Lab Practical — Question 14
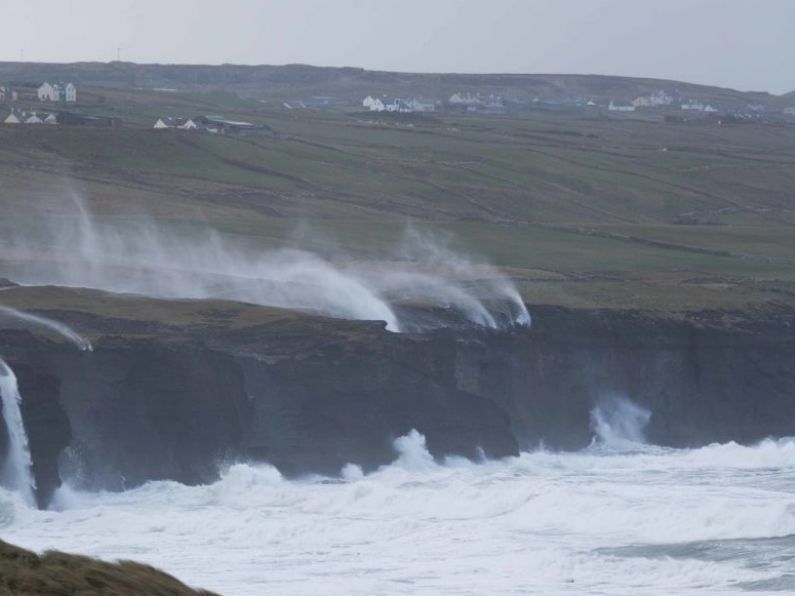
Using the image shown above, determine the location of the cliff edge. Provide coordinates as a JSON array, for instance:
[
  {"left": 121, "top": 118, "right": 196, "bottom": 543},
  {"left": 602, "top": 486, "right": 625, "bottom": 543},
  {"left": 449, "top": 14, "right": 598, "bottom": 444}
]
[{"left": 0, "top": 285, "right": 793, "bottom": 508}]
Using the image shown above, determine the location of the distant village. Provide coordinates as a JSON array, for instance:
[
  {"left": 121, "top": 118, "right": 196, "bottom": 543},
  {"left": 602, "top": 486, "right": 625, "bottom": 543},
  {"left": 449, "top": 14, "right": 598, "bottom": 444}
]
[
  {"left": 1, "top": 79, "right": 794, "bottom": 131},
  {"left": 1, "top": 81, "right": 79, "bottom": 125},
  {"left": 0, "top": 81, "right": 266, "bottom": 133},
  {"left": 150, "top": 115, "right": 265, "bottom": 134},
  {"left": 356, "top": 89, "right": 794, "bottom": 121}
]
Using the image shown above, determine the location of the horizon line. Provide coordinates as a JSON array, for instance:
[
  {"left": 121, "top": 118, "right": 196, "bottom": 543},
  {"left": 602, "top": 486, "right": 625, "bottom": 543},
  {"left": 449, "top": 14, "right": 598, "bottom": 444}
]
[{"left": 0, "top": 59, "right": 787, "bottom": 97}]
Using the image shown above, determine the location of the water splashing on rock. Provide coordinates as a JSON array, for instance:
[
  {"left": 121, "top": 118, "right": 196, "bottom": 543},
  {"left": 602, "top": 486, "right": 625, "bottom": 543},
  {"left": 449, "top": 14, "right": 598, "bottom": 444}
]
[
  {"left": 0, "top": 358, "right": 36, "bottom": 506},
  {"left": 590, "top": 394, "right": 651, "bottom": 451}
]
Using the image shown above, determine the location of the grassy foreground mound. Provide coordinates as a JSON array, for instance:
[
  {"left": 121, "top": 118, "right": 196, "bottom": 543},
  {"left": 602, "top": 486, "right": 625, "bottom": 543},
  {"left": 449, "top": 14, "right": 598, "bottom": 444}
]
[{"left": 0, "top": 540, "right": 218, "bottom": 596}]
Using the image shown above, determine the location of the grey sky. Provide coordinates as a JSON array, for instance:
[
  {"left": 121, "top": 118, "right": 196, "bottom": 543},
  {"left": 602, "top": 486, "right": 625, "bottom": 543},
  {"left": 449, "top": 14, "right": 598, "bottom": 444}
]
[{"left": 3, "top": 0, "right": 794, "bottom": 94}]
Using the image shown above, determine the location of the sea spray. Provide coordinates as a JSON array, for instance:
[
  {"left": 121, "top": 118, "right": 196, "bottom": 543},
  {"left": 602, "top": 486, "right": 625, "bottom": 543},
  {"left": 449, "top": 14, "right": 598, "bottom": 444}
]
[
  {"left": 386, "top": 226, "right": 531, "bottom": 328},
  {"left": 5, "top": 196, "right": 530, "bottom": 331},
  {"left": 0, "top": 306, "right": 92, "bottom": 351},
  {"left": 392, "top": 429, "right": 437, "bottom": 470},
  {"left": 10, "top": 434, "right": 795, "bottom": 596},
  {"left": 0, "top": 359, "right": 36, "bottom": 506},
  {"left": 590, "top": 394, "right": 651, "bottom": 450}
]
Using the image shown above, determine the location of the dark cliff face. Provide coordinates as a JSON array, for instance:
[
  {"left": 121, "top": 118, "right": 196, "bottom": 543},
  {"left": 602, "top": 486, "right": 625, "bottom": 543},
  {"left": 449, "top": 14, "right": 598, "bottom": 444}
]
[
  {"left": 0, "top": 316, "right": 519, "bottom": 507},
  {"left": 451, "top": 307, "right": 795, "bottom": 450},
  {"left": 1, "top": 300, "right": 794, "bottom": 508}
]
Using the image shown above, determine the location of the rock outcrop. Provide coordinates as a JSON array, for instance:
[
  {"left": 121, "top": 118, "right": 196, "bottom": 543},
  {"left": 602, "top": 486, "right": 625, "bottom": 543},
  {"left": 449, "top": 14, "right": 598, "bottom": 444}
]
[{"left": 0, "top": 539, "right": 218, "bottom": 596}]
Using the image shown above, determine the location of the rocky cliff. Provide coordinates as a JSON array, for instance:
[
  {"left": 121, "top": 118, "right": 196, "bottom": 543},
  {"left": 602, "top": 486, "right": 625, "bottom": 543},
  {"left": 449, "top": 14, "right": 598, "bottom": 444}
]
[{"left": 0, "top": 287, "right": 793, "bottom": 508}]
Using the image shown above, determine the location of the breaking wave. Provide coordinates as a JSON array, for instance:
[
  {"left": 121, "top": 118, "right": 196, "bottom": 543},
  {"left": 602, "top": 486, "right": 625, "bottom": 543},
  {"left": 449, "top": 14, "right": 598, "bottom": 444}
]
[{"left": 2, "top": 432, "right": 795, "bottom": 595}]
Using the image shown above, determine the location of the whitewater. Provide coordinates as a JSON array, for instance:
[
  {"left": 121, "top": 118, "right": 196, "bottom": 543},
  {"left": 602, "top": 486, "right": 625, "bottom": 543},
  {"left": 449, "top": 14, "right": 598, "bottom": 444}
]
[{"left": 0, "top": 431, "right": 794, "bottom": 596}]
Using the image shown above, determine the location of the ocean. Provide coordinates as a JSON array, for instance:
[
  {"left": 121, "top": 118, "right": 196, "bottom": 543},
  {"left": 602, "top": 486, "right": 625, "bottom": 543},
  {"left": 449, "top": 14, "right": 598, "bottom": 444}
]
[{"left": 1, "top": 430, "right": 794, "bottom": 595}]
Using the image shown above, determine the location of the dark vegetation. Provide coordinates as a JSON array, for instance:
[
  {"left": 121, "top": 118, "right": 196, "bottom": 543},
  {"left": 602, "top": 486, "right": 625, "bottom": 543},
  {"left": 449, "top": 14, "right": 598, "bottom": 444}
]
[{"left": 0, "top": 540, "right": 218, "bottom": 596}]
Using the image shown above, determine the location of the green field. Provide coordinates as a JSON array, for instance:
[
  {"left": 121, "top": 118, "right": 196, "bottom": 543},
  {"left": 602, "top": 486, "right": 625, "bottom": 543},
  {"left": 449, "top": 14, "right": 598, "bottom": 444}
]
[{"left": 1, "top": 86, "right": 794, "bottom": 312}]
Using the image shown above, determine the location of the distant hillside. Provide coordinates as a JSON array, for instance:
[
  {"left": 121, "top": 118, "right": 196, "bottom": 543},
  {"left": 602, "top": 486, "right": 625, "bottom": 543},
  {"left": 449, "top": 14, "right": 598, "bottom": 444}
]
[
  {"left": 0, "top": 61, "right": 779, "bottom": 107},
  {"left": 0, "top": 69, "right": 793, "bottom": 313}
]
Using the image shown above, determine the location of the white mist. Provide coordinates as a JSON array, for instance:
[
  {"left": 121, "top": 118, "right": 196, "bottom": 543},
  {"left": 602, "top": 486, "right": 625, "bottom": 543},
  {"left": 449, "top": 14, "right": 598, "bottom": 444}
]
[{"left": 5, "top": 196, "right": 531, "bottom": 332}]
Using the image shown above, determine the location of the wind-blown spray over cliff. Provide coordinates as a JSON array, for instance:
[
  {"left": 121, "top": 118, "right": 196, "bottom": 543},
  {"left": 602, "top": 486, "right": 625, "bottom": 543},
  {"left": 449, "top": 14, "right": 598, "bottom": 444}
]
[
  {"left": 0, "top": 307, "right": 92, "bottom": 352},
  {"left": 0, "top": 359, "right": 35, "bottom": 506},
  {"left": 3, "top": 195, "right": 529, "bottom": 332},
  {"left": 590, "top": 395, "right": 652, "bottom": 452}
]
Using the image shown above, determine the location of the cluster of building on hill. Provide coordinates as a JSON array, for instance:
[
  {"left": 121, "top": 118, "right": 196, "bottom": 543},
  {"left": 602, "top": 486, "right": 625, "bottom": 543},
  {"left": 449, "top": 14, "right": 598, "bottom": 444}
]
[
  {"left": 361, "top": 92, "right": 512, "bottom": 114},
  {"left": 3, "top": 110, "right": 58, "bottom": 124},
  {"left": 353, "top": 88, "right": 794, "bottom": 121},
  {"left": 152, "top": 114, "right": 264, "bottom": 135},
  {"left": 360, "top": 90, "right": 726, "bottom": 116},
  {"left": 607, "top": 91, "right": 718, "bottom": 113},
  {"left": 3, "top": 109, "right": 117, "bottom": 127},
  {"left": 362, "top": 96, "right": 439, "bottom": 113},
  {"left": 37, "top": 82, "right": 77, "bottom": 103},
  {"left": 448, "top": 92, "right": 509, "bottom": 112},
  {"left": 0, "top": 82, "right": 78, "bottom": 104}
]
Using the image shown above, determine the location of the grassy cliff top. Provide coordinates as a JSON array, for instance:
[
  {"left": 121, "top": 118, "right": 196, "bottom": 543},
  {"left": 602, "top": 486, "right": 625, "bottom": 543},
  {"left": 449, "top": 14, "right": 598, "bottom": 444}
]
[
  {"left": 1, "top": 84, "right": 794, "bottom": 313},
  {"left": 0, "top": 285, "right": 297, "bottom": 328},
  {"left": 0, "top": 540, "right": 217, "bottom": 596},
  {"left": 0, "top": 285, "right": 388, "bottom": 348}
]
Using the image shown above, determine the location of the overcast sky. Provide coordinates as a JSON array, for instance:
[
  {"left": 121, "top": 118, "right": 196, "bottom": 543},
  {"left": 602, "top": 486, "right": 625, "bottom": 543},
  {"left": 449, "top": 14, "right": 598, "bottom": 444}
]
[{"left": 3, "top": 0, "right": 794, "bottom": 94}]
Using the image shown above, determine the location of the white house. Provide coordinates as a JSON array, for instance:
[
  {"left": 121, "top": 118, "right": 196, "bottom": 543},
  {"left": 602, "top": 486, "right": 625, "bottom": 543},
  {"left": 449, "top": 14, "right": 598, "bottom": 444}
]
[
  {"left": 363, "top": 96, "right": 386, "bottom": 112},
  {"left": 44, "top": 113, "right": 57, "bottom": 124},
  {"left": 155, "top": 117, "right": 198, "bottom": 130},
  {"left": 0, "top": 87, "right": 18, "bottom": 102},
  {"left": 632, "top": 90, "right": 673, "bottom": 109},
  {"left": 609, "top": 101, "right": 636, "bottom": 112},
  {"left": 153, "top": 117, "right": 176, "bottom": 129},
  {"left": 449, "top": 92, "right": 483, "bottom": 106},
  {"left": 3, "top": 112, "right": 20, "bottom": 124},
  {"left": 651, "top": 90, "right": 674, "bottom": 106},
  {"left": 364, "top": 96, "right": 435, "bottom": 113},
  {"left": 409, "top": 98, "right": 436, "bottom": 112},
  {"left": 681, "top": 101, "right": 717, "bottom": 113},
  {"left": 38, "top": 82, "right": 59, "bottom": 102},
  {"left": 681, "top": 101, "right": 705, "bottom": 111},
  {"left": 25, "top": 113, "right": 43, "bottom": 124},
  {"left": 63, "top": 83, "right": 77, "bottom": 103},
  {"left": 385, "top": 98, "right": 413, "bottom": 113},
  {"left": 38, "top": 82, "right": 77, "bottom": 103}
]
